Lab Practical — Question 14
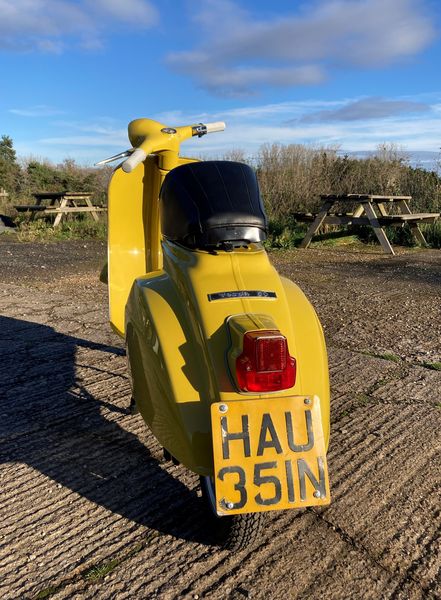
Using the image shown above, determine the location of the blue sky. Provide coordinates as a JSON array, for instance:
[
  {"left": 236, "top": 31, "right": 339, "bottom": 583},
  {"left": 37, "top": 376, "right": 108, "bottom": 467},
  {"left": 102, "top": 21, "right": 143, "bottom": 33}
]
[{"left": 0, "top": 0, "right": 440, "bottom": 168}]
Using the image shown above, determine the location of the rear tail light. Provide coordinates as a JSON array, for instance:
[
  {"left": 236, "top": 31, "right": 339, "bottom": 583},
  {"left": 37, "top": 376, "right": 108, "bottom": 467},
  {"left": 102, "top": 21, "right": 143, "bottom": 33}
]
[{"left": 236, "top": 330, "right": 296, "bottom": 392}]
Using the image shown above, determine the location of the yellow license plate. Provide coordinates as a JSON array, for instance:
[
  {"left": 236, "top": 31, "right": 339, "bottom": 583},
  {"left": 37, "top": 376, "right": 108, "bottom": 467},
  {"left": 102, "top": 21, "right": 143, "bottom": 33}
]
[{"left": 210, "top": 396, "right": 330, "bottom": 515}]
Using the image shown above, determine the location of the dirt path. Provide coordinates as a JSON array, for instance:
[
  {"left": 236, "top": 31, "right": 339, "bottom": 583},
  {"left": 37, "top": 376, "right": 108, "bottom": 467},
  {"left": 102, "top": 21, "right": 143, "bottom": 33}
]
[{"left": 0, "top": 240, "right": 440, "bottom": 599}]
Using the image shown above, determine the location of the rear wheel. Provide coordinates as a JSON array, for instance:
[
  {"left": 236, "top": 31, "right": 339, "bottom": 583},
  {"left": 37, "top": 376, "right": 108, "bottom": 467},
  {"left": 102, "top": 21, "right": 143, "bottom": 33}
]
[{"left": 200, "top": 476, "right": 265, "bottom": 551}]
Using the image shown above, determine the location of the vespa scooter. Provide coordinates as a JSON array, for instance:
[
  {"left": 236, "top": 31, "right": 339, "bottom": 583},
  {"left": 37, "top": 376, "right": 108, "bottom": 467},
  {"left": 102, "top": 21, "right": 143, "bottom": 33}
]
[{"left": 97, "top": 118, "right": 331, "bottom": 550}]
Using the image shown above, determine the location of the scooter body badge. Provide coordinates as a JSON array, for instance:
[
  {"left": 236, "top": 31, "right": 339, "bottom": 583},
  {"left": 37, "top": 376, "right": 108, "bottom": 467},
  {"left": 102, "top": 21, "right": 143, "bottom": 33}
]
[{"left": 208, "top": 290, "right": 277, "bottom": 301}]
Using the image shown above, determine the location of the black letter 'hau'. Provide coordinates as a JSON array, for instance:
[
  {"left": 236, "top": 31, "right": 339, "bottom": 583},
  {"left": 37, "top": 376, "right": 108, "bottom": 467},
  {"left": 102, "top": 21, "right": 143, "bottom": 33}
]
[
  {"left": 221, "top": 415, "right": 251, "bottom": 459},
  {"left": 285, "top": 410, "right": 314, "bottom": 452},
  {"left": 257, "top": 413, "right": 283, "bottom": 456}
]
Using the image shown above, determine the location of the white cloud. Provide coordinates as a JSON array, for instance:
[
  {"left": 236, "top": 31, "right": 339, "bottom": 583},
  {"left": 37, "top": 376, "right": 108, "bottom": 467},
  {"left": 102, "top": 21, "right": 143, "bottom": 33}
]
[
  {"left": 152, "top": 95, "right": 441, "bottom": 158},
  {"left": 19, "top": 94, "right": 440, "bottom": 167},
  {"left": 296, "top": 97, "right": 430, "bottom": 123},
  {"left": 174, "top": 63, "right": 326, "bottom": 98},
  {"left": 39, "top": 135, "right": 128, "bottom": 146},
  {"left": 91, "top": 0, "right": 158, "bottom": 27},
  {"left": 167, "top": 0, "right": 435, "bottom": 96},
  {"left": 0, "top": 0, "right": 158, "bottom": 52},
  {"left": 38, "top": 117, "right": 130, "bottom": 152},
  {"left": 9, "top": 105, "right": 65, "bottom": 117}
]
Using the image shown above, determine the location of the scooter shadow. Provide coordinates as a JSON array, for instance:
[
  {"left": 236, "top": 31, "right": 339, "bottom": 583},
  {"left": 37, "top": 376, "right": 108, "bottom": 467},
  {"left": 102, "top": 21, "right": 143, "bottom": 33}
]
[{"left": 0, "top": 316, "right": 216, "bottom": 546}]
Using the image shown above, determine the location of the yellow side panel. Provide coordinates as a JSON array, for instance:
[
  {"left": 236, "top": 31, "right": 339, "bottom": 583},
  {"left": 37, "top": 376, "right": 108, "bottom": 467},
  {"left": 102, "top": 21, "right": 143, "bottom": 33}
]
[
  {"left": 107, "top": 160, "right": 151, "bottom": 337},
  {"left": 107, "top": 155, "right": 198, "bottom": 336}
]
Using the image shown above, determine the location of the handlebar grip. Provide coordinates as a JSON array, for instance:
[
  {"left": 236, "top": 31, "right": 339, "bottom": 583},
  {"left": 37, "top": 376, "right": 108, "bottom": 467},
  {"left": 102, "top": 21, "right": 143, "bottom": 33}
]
[
  {"left": 122, "top": 148, "right": 147, "bottom": 173},
  {"left": 205, "top": 121, "right": 226, "bottom": 133}
]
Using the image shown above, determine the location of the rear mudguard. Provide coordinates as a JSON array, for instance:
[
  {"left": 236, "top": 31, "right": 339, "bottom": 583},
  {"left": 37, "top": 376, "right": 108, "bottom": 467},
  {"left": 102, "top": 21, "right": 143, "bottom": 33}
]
[{"left": 125, "top": 241, "right": 329, "bottom": 476}]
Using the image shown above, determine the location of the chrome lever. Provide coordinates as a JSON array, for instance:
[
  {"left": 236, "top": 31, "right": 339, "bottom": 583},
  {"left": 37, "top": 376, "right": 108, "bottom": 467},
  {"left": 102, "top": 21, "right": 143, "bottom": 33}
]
[{"left": 95, "top": 149, "right": 133, "bottom": 166}]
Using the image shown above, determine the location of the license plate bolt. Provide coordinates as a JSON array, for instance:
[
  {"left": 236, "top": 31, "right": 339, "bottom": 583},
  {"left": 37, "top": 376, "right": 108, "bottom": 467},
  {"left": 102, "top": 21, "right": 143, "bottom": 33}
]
[
  {"left": 219, "top": 404, "right": 228, "bottom": 413},
  {"left": 313, "top": 490, "right": 321, "bottom": 498},
  {"left": 226, "top": 501, "right": 234, "bottom": 510},
  {"left": 304, "top": 398, "right": 311, "bottom": 405}
]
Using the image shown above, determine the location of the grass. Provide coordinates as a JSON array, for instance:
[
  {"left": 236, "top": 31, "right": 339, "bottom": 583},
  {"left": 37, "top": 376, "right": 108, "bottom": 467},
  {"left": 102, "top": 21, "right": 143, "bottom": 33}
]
[
  {"left": 4, "top": 208, "right": 441, "bottom": 248},
  {"left": 35, "top": 587, "right": 59, "bottom": 599},
  {"left": 355, "top": 393, "right": 372, "bottom": 405},
  {"left": 264, "top": 220, "right": 308, "bottom": 249},
  {"left": 265, "top": 221, "right": 363, "bottom": 249},
  {"left": 3, "top": 205, "right": 440, "bottom": 255},
  {"left": 361, "top": 352, "right": 441, "bottom": 372},
  {"left": 15, "top": 218, "right": 107, "bottom": 242},
  {"left": 82, "top": 558, "right": 120, "bottom": 581},
  {"left": 32, "top": 542, "right": 145, "bottom": 599},
  {"left": 421, "top": 221, "right": 441, "bottom": 249},
  {"left": 311, "top": 234, "right": 359, "bottom": 248},
  {"left": 361, "top": 350, "right": 401, "bottom": 363},
  {"left": 421, "top": 361, "right": 441, "bottom": 371},
  {"left": 81, "top": 542, "right": 144, "bottom": 582},
  {"left": 264, "top": 218, "right": 441, "bottom": 250}
]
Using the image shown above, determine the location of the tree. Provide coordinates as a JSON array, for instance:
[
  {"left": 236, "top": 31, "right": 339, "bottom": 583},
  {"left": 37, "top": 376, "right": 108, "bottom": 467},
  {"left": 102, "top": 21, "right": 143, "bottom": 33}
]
[
  {"left": 0, "top": 135, "right": 21, "bottom": 195},
  {"left": 0, "top": 135, "right": 16, "bottom": 163},
  {"left": 26, "top": 160, "right": 57, "bottom": 190}
]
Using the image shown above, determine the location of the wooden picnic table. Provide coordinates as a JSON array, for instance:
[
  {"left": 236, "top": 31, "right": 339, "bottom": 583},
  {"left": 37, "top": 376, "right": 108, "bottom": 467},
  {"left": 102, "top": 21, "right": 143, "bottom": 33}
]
[
  {"left": 297, "top": 194, "right": 440, "bottom": 255},
  {"left": 15, "top": 191, "right": 106, "bottom": 227}
]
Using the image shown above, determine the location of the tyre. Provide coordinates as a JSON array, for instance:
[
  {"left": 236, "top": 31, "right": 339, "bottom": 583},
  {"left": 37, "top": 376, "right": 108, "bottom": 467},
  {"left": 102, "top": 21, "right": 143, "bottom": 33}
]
[{"left": 200, "top": 476, "right": 265, "bottom": 551}]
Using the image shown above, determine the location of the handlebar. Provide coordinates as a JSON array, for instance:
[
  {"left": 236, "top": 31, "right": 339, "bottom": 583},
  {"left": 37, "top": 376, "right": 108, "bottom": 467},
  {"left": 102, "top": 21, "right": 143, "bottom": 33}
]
[
  {"left": 121, "top": 148, "right": 148, "bottom": 173},
  {"left": 205, "top": 121, "right": 226, "bottom": 133},
  {"left": 121, "top": 120, "right": 226, "bottom": 173},
  {"left": 191, "top": 121, "right": 226, "bottom": 137}
]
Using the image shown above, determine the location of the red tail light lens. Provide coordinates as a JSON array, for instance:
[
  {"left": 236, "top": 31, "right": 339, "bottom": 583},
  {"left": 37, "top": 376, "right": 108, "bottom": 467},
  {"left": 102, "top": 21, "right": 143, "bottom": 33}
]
[{"left": 236, "top": 330, "right": 296, "bottom": 392}]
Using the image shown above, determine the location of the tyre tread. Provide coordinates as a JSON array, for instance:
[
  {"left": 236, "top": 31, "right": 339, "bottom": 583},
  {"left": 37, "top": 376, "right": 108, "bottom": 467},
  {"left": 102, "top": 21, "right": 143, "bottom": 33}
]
[
  {"left": 224, "top": 512, "right": 265, "bottom": 551},
  {"left": 200, "top": 476, "right": 265, "bottom": 551}
]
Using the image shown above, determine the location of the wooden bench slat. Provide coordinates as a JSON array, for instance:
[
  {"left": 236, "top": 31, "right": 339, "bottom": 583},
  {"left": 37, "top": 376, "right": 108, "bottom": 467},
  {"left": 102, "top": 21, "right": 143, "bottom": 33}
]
[
  {"left": 292, "top": 212, "right": 316, "bottom": 221},
  {"left": 42, "top": 207, "right": 106, "bottom": 213},
  {"left": 15, "top": 205, "right": 105, "bottom": 212},
  {"left": 33, "top": 191, "right": 92, "bottom": 199},
  {"left": 294, "top": 212, "right": 357, "bottom": 223},
  {"left": 294, "top": 212, "right": 439, "bottom": 224},
  {"left": 378, "top": 213, "right": 440, "bottom": 223},
  {"left": 320, "top": 194, "right": 412, "bottom": 202},
  {"left": 14, "top": 205, "right": 47, "bottom": 211},
  {"left": 294, "top": 213, "right": 439, "bottom": 231}
]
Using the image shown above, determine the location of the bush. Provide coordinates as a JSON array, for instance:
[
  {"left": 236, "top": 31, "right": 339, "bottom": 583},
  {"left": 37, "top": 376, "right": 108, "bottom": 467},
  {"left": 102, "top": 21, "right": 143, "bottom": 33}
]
[
  {"left": 264, "top": 219, "right": 308, "bottom": 249},
  {"left": 1, "top": 134, "right": 440, "bottom": 248},
  {"left": 256, "top": 144, "right": 440, "bottom": 222},
  {"left": 16, "top": 218, "right": 107, "bottom": 242},
  {"left": 252, "top": 142, "right": 441, "bottom": 249}
]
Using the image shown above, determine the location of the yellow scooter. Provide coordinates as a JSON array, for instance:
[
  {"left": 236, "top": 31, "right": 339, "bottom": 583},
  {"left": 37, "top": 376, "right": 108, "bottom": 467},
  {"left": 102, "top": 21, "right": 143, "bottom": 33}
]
[{"left": 98, "top": 118, "right": 331, "bottom": 550}]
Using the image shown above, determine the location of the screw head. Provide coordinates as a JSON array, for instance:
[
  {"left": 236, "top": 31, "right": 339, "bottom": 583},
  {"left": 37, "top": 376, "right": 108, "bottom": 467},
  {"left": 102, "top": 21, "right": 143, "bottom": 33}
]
[
  {"left": 226, "top": 502, "right": 234, "bottom": 510},
  {"left": 304, "top": 398, "right": 311, "bottom": 405},
  {"left": 219, "top": 404, "right": 228, "bottom": 413},
  {"left": 313, "top": 490, "right": 321, "bottom": 498}
]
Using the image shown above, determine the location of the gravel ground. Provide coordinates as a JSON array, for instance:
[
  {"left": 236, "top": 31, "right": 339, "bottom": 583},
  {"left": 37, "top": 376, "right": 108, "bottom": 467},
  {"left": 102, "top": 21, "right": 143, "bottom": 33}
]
[{"left": 0, "top": 238, "right": 440, "bottom": 599}]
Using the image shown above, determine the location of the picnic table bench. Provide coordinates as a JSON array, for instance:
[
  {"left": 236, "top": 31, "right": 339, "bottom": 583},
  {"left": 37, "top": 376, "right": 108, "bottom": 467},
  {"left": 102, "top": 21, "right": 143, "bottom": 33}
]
[
  {"left": 296, "top": 194, "right": 440, "bottom": 255},
  {"left": 15, "top": 191, "right": 106, "bottom": 227}
]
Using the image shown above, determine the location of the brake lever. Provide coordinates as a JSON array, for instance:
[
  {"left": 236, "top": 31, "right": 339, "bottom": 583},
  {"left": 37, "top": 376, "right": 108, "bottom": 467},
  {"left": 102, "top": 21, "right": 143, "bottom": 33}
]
[{"left": 95, "top": 149, "right": 133, "bottom": 166}]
